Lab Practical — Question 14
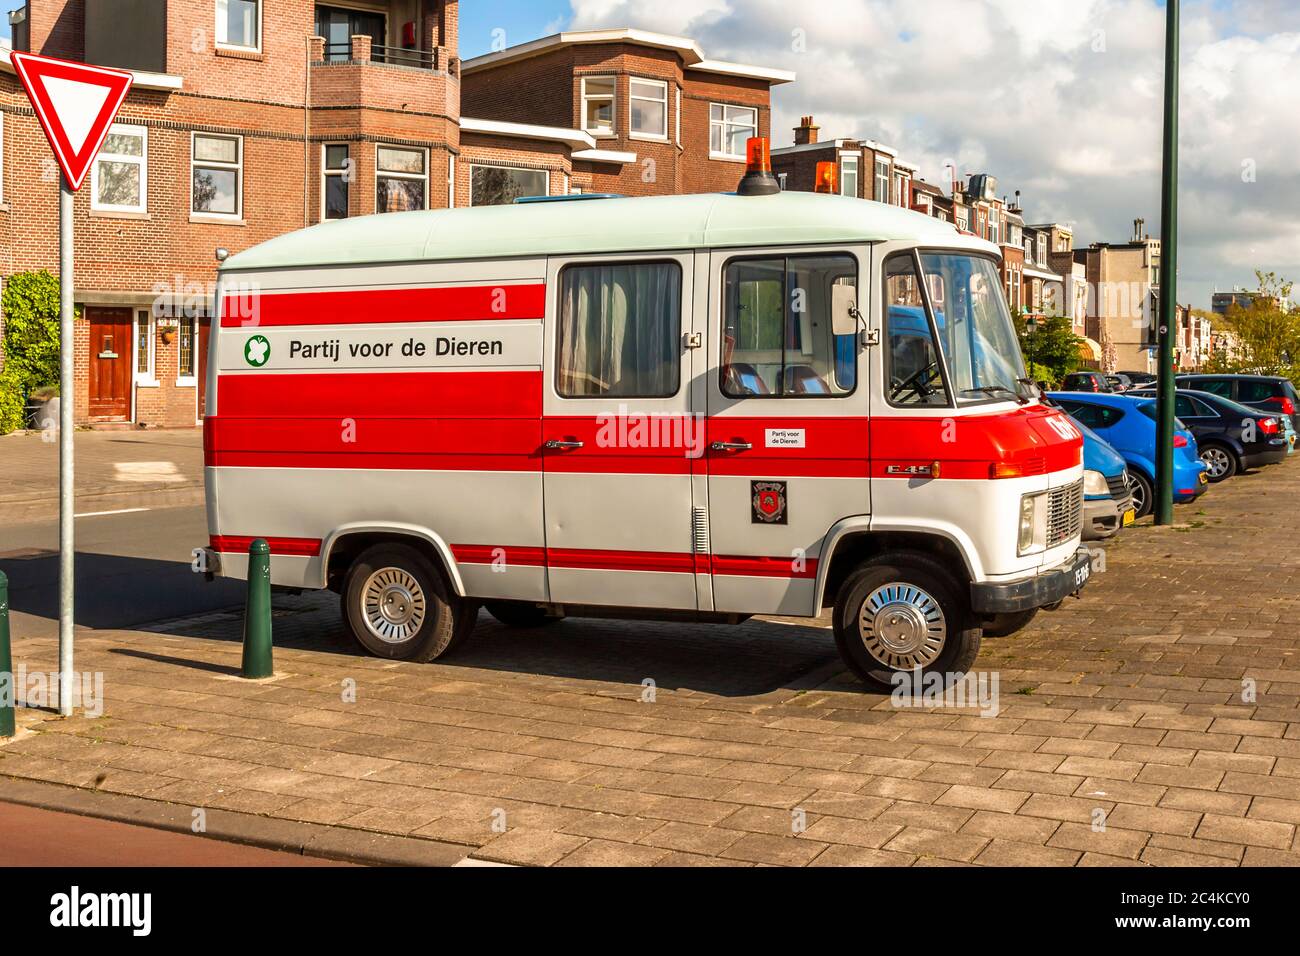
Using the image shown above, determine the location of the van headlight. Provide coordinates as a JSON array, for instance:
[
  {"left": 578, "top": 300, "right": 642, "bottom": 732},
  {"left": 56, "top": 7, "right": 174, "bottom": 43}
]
[
  {"left": 1083, "top": 469, "right": 1109, "bottom": 496},
  {"left": 1018, "top": 492, "right": 1046, "bottom": 555}
]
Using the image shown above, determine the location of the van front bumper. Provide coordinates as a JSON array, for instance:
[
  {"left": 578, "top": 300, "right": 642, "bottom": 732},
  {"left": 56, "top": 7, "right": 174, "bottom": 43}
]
[{"left": 970, "top": 547, "right": 1093, "bottom": 614}]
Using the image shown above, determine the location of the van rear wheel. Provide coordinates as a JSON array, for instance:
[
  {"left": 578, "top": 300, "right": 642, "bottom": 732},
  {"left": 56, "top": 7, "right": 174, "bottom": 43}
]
[
  {"left": 833, "top": 553, "right": 980, "bottom": 690},
  {"left": 342, "top": 543, "right": 473, "bottom": 661}
]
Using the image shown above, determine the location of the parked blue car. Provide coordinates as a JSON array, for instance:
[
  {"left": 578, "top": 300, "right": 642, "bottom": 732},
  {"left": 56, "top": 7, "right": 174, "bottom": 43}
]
[
  {"left": 1047, "top": 392, "right": 1209, "bottom": 518},
  {"left": 1075, "top": 420, "right": 1135, "bottom": 539}
]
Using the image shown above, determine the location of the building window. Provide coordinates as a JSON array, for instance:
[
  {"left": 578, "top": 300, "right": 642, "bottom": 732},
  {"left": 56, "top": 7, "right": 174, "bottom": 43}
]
[
  {"left": 839, "top": 154, "right": 859, "bottom": 197},
  {"left": 376, "top": 145, "right": 427, "bottom": 212},
  {"left": 894, "top": 172, "right": 909, "bottom": 207},
  {"left": 557, "top": 261, "right": 682, "bottom": 398},
  {"left": 989, "top": 214, "right": 1000, "bottom": 245},
  {"left": 709, "top": 104, "right": 757, "bottom": 159},
  {"left": 177, "top": 315, "right": 197, "bottom": 381},
  {"left": 675, "top": 87, "right": 681, "bottom": 145},
  {"left": 629, "top": 78, "right": 668, "bottom": 139},
  {"left": 0, "top": 114, "right": 5, "bottom": 203},
  {"left": 134, "top": 310, "right": 155, "bottom": 382},
  {"left": 1037, "top": 233, "right": 1048, "bottom": 266},
  {"left": 322, "top": 143, "right": 349, "bottom": 220},
  {"left": 581, "top": 76, "right": 616, "bottom": 136},
  {"left": 92, "top": 124, "right": 147, "bottom": 213},
  {"left": 874, "top": 158, "right": 890, "bottom": 202},
  {"left": 191, "top": 133, "right": 242, "bottom": 218},
  {"left": 447, "top": 153, "right": 456, "bottom": 208},
  {"left": 470, "top": 164, "right": 547, "bottom": 206},
  {"left": 215, "top": 0, "right": 260, "bottom": 51}
]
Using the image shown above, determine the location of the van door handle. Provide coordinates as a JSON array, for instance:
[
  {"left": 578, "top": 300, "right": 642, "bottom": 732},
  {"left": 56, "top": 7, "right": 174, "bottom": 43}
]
[
  {"left": 710, "top": 441, "right": 753, "bottom": 452},
  {"left": 545, "top": 439, "right": 584, "bottom": 450}
]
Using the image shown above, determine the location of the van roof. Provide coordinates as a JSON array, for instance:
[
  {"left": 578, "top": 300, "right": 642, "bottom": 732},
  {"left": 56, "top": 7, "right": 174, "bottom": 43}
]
[{"left": 221, "top": 191, "right": 993, "bottom": 273}]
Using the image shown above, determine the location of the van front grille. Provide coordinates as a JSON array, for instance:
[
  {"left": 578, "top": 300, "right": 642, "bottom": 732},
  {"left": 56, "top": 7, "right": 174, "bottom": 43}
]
[
  {"left": 1047, "top": 479, "right": 1084, "bottom": 547},
  {"left": 1105, "top": 472, "right": 1129, "bottom": 498}
]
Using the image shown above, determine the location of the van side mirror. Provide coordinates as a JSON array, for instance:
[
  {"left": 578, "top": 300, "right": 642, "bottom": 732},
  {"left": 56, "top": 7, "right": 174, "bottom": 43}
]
[{"left": 831, "top": 284, "right": 859, "bottom": 337}]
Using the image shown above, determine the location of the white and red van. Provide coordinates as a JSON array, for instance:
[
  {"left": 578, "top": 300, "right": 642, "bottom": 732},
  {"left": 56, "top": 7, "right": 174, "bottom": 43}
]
[{"left": 200, "top": 151, "right": 1090, "bottom": 687}]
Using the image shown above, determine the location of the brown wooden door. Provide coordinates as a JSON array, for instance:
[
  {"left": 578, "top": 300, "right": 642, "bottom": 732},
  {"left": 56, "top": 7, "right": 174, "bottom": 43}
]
[
  {"left": 87, "top": 307, "right": 133, "bottom": 420},
  {"left": 197, "top": 317, "right": 211, "bottom": 420}
]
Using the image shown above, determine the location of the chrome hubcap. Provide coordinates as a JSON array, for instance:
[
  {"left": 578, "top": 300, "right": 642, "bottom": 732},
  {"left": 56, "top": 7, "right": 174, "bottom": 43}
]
[
  {"left": 1128, "top": 475, "right": 1147, "bottom": 513},
  {"left": 362, "top": 567, "right": 426, "bottom": 643},
  {"left": 859, "top": 583, "right": 947, "bottom": 670},
  {"left": 1202, "top": 447, "right": 1231, "bottom": 478}
]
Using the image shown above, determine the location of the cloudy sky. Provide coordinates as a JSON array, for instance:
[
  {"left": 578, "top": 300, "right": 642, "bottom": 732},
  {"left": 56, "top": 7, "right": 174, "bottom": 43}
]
[{"left": 460, "top": 0, "right": 1300, "bottom": 309}]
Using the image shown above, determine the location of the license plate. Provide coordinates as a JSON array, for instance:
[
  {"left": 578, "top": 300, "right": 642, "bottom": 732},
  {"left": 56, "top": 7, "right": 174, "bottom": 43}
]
[
  {"left": 1199, "top": 471, "right": 1208, "bottom": 484},
  {"left": 1122, "top": 509, "right": 1135, "bottom": 527},
  {"left": 1073, "top": 556, "right": 1091, "bottom": 589}
]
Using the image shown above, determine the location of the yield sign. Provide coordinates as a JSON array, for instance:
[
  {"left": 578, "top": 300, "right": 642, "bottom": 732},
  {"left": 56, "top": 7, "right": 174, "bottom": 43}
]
[{"left": 11, "top": 51, "right": 133, "bottom": 191}]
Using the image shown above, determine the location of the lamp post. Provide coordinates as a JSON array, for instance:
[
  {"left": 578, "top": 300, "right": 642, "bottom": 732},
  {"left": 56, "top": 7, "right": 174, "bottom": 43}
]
[{"left": 1024, "top": 315, "right": 1038, "bottom": 374}]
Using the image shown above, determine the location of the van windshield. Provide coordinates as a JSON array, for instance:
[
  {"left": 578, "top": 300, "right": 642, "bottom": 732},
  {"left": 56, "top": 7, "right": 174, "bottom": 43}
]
[{"left": 917, "top": 252, "right": 1027, "bottom": 404}]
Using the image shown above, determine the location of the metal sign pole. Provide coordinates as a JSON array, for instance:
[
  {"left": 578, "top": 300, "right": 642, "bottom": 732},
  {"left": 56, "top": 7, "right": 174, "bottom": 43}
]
[
  {"left": 1154, "top": 0, "right": 1180, "bottom": 525},
  {"left": 58, "top": 175, "right": 75, "bottom": 717}
]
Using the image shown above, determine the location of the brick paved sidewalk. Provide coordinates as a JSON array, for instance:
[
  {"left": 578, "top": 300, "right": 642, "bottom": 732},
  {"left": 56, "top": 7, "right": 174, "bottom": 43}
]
[
  {"left": 2, "top": 458, "right": 1298, "bottom": 866},
  {"left": 0, "top": 429, "right": 204, "bottom": 522}
]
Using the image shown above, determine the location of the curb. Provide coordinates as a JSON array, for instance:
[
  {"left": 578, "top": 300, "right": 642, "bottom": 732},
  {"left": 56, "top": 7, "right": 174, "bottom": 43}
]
[
  {"left": 0, "top": 775, "right": 475, "bottom": 867},
  {"left": 3, "top": 484, "right": 206, "bottom": 524}
]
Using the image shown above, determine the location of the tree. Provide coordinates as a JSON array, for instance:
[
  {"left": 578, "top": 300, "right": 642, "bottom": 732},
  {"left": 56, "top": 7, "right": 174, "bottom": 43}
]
[
  {"left": 1210, "top": 271, "right": 1300, "bottom": 383},
  {"left": 1, "top": 270, "right": 68, "bottom": 433},
  {"left": 1015, "top": 308, "right": 1083, "bottom": 386}
]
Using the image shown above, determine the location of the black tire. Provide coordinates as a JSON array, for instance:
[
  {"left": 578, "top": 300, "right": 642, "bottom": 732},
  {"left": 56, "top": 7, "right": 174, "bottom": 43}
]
[
  {"left": 1199, "top": 442, "right": 1238, "bottom": 482},
  {"left": 832, "top": 552, "right": 981, "bottom": 690},
  {"left": 484, "top": 600, "right": 559, "bottom": 628},
  {"left": 341, "top": 543, "right": 470, "bottom": 661},
  {"left": 1128, "top": 470, "right": 1154, "bottom": 518},
  {"left": 981, "top": 608, "right": 1039, "bottom": 638}
]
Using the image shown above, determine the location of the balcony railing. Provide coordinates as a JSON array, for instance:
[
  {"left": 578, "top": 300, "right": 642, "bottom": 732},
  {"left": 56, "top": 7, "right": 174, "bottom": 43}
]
[{"left": 318, "top": 37, "right": 456, "bottom": 74}]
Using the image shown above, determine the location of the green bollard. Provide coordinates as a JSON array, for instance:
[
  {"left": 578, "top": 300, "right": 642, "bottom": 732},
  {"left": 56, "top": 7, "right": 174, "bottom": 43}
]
[
  {"left": 0, "top": 571, "right": 13, "bottom": 737},
  {"left": 241, "top": 539, "right": 274, "bottom": 679}
]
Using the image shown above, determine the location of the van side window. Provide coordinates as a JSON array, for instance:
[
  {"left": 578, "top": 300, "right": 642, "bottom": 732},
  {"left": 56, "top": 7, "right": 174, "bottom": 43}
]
[
  {"left": 1194, "top": 378, "right": 1232, "bottom": 399},
  {"left": 884, "top": 254, "right": 948, "bottom": 406},
  {"left": 557, "top": 261, "right": 682, "bottom": 398},
  {"left": 721, "top": 253, "right": 857, "bottom": 398}
]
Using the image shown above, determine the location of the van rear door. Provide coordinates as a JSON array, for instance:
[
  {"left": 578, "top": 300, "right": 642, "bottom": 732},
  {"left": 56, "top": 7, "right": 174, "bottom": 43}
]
[{"left": 540, "top": 252, "right": 700, "bottom": 610}]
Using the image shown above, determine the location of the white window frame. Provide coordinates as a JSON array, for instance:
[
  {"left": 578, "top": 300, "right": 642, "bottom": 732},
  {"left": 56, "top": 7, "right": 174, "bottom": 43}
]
[
  {"left": 0, "top": 114, "right": 5, "bottom": 203},
  {"left": 191, "top": 132, "right": 243, "bottom": 220},
  {"left": 468, "top": 163, "right": 549, "bottom": 206},
  {"left": 215, "top": 0, "right": 262, "bottom": 53},
  {"left": 629, "top": 77, "right": 669, "bottom": 141},
  {"left": 176, "top": 313, "right": 199, "bottom": 387},
  {"left": 321, "top": 142, "right": 350, "bottom": 220},
  {"left": 375, "top": 144, "right": 429, "bottom": 212},
  {"left": 448, "top": 153, "right": 456, "bottom": 208},
  {"left": 580, "top": 75, "right": 617, "bottom": 138},
  {"left": 91, "top": 123, "right": 148, "bottom": 213},
  {"left": 1037, "top": 233, "right": 1048, "bottom": 266},
  {"left": 674, "top": 87, "right": 681, "bottom": 145},
  {"left": 133, "top": 309, "right": 157, "bottom": 387},
  {"left": 839, "top": 154, "right": 859, "bottom": 198},
  {"left": 874, "top": 158, "right": 890, "bottom": 202},
  {"left": 709, "top": 103, "right": 758, "bottom": 160}
]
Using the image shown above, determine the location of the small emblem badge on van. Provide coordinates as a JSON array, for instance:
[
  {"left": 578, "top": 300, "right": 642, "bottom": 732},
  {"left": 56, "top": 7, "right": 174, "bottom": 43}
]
[
  {"left": 244, "top": 335, "right": 270, "bottom": 368},
  {"left": 751, "top": 480, "right": 787, "bottom": 525}
]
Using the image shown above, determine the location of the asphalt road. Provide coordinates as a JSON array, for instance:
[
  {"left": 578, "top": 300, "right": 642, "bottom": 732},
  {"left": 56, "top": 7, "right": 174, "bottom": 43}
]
[
  {"left": 0, "top": 801, "right": 349, "bottom": 866},
  {"left": 0, "top": 504, "right": 243, "bottom": 638}
]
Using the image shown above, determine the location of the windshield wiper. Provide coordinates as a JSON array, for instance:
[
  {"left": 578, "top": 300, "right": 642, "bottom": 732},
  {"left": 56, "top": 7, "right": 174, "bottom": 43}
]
[{"left": 963, "top": 385, "right": 1028, "bottom": 405}]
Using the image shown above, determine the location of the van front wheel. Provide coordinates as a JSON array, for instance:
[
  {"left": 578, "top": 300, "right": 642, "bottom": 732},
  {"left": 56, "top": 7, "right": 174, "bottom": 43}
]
[
  {"left": 342, "top": 543, "right": 471, "bottom": 661},
  {"left": 833, "top": 553, "right": 980, "bottom": 690}
]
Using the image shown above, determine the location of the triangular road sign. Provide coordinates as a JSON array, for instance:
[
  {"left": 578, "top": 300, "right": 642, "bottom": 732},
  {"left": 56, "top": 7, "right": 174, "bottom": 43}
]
[{"left": 11, "top": 52, "right": 133, "bottom": 191}]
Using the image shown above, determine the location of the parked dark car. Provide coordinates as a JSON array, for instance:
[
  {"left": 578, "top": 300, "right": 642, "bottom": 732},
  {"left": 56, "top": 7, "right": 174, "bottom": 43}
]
[
  {"left": 1175, "top": 373, "right": 1300, "bottom": 434},
  {"left": 1127, "top": 387, "right": 1288, "bottom": 480},
  {"left": 1104, "top": 373, "right": 1133, "bottom": 392},
  {"left": 1059, "top": 371, "right": 1113, "bottom": 393}
]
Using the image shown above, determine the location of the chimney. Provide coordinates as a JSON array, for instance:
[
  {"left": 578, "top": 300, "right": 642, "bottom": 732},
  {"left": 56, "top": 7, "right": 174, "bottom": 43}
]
[
  {"left": 1133, "top": 217, "right": 1146, "bottom": 242},
  {"left": 793, "top": 115, "right": 819, "bottom": 146}
]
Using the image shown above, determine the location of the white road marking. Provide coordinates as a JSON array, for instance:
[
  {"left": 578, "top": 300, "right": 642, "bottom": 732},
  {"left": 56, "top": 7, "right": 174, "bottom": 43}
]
[
  {"left": 74, "top": 507, "right": 150, "bottom": 518},
  {"left": 114, "top": 461, "right": 185, "bottom": 483}
]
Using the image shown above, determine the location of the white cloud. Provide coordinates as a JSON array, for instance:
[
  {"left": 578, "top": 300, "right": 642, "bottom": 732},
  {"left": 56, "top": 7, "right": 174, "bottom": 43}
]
[{"left": 563, "top": 0, "right": 1300, "bottom": 306}]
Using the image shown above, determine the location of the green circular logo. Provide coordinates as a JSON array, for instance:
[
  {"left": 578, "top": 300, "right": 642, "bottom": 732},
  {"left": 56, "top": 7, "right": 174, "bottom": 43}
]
[{"left": 244, "top": 335, "right": 270, "bottom": 367}]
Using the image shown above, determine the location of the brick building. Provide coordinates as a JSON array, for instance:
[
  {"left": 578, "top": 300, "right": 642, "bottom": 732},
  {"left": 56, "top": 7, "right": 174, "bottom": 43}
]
[
  {"left": 770, "top": 115, "right": 916, "bottom": 211},
  {"left": 0, "top": 3, "right": 791, "bottom": 427}
]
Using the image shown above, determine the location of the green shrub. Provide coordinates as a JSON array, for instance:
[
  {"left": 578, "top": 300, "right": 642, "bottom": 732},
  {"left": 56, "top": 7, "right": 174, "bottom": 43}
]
[{"left": 1, "top": 270, "right": 69, "bottom": 434}]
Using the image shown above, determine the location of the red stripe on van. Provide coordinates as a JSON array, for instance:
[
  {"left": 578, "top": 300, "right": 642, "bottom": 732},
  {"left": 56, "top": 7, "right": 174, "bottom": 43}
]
[
  {"left": 712, "top": 555, "right": 819, "bottom": 579},
  {"left": 452, "top": 545, "right": 546, "bottom": 566},
  {"left": 216, "top": 370, "right": 543, "bottom": 418},
  {"left": 220, "top": 284, "right": 546, "bottom": 328},
  {"left": 452, "top": 546, "right": 815, "bottom": 579},
  {"left": 210, "top": 535, "right": 322, "bottom": 556}
]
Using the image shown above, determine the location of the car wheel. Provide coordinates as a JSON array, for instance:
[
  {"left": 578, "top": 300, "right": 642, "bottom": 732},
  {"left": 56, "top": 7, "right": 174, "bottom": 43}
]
[
  {"left": 1128, "top": 471, "right": 1154, "bottom": 519},
  {"left": 484, "top": 600, "right": 559, "bottom": 628},
  {"left": 1199, "top": 443, "right": 1237, "bottom": 482},
  {"left": 981, "top": 608, "right": 1039, "bottom": 638},
  {"left": 342, "top": 543, "right": 470, "bottom": 661},
  {"left": 832, "top": 552, "right": 980, "bottom": 690}
]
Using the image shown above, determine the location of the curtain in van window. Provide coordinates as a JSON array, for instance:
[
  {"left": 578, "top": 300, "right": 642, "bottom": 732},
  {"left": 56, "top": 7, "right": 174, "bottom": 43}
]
[{"left": 558, "top": 262, "right": 681, "bottom": 398}]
